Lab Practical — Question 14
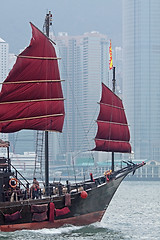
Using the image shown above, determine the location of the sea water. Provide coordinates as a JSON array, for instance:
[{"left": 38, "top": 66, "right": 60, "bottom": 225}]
[{"left": 0, "top": 181, "right": 159, "bottom": 240}]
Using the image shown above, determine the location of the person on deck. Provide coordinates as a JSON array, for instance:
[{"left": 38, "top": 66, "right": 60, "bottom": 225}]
[
  {"left": 30, "top": 178, "right": 40, "bottom": 199},
  {"left": 33, "top": 178, "right": 39, "bottom": 187}
]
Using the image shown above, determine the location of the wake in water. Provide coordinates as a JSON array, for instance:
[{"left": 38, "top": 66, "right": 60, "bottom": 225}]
[
  {"left": 33, "top": 224, "right": 123, "bottom": 240},
  {"left": 0, "top": 222, "right": 124, "bottom": 240}
]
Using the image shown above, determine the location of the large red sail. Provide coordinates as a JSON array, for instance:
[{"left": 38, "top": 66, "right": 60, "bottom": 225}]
[
  {"left": 94, "top": 83, "right": 131, "bottom": 153},
  {"left": 0, "top": 23, "right": 65, "bottom": 133}
]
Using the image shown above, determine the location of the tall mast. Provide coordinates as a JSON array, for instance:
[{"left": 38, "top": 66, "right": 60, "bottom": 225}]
[
  {"left": 112, "top": 66, "right": 116, "bottom": 93},
  {"left": 112, "top": 66, "right": 116, "bottom": 172},
  {"left": 44, "top": 11, "right": 52, "bottom": 196}
]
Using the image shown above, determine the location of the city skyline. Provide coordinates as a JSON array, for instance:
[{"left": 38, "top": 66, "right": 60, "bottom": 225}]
[
  {"left": 1, "top": 1, "right": 160, "bottom": 163},
  {"left": 0, "top": 28, "right": 122, "bottom": 159}
]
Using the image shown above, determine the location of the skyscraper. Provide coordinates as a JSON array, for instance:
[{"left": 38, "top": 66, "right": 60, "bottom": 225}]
[
  {"left": 122, "top": 0, "right": 160, "bottom": 161},
  {"left": 0, "top": 37, "right": 8, "bottom": 84},
  {"left": 55, "top": 31, "right": 109, "bottom": 155},
  {"left": 0, "top": 37, "right": 9, "bottom": 153}
]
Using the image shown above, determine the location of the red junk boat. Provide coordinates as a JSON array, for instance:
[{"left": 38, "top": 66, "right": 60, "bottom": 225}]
[{"left": 0, "top": 12, "right": 145, "bottom": 232}]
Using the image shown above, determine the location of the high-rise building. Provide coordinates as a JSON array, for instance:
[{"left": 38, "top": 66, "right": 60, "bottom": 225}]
[
  {"left": 114, "top": 46, "right": 123, "bottom": 96},
  {"left": 0, "top": 37, "right": 9, "bottom": 153},
  {"left": 54, "top": 31, "right": 109, "bottom": 156},
  {"left": 0, "top": 37, "right": 9, "bottom": 84},
  {"left": 82, "top": 32, "right": 109, "bottom": 150},
  {"left": 122, "top": 0, "right": 160, "bottom": 161}
]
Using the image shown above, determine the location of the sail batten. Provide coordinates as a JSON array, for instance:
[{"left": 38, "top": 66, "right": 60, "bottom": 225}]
[
  {"left": 99, "top": 102, "right": 125, "bottom": 110},
  {"left": 17, "top": 55, "right": 61, "bottom": 60},
  {"left": 1, "top": 80, "right": 64, "bottom": 84},
  {"left": 94, "top": 83, "right": 131, "bottom": 153},
  {"left": 95, "top": 138, "right": 131, "bottom": 144},
  {"left": 0, "top": 113, "right": 64, "bottom": 123},
  {"left": 0, "top": 22, "right": 65, "bottom": 133},
  {"left": 0, "top": 98, "right": 65, "bottom": 105},
  {"left": 97, "top": 120, "right": 129, "bottom": 126}
]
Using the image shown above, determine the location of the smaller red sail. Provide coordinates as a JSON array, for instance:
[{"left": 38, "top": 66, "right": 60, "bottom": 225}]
[
  {"left": 93, "top": 83, "right": 131, "bottom": 153},
  {"left": 0, "top": 23, "right": 65, "bottom": 133}
]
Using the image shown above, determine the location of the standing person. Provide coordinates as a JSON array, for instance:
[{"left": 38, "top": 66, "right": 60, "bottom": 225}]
[
  {"left": 33, "top": 178, "right": 39, "bottom": 188},
  {"left": 31, "top": 178, "right": 40, "bottom": 199}
]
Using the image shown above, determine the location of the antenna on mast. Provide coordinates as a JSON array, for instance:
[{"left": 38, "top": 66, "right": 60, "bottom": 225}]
[{"left": 43, "top": 11, "right": 52, "bottom": 36}]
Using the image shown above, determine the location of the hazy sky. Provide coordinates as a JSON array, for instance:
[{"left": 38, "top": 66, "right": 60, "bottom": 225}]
[{"left": 0, "top": 0, "right": 122, "bottom": 54}]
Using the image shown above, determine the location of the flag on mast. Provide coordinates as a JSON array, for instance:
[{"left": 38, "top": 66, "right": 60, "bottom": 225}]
[{"left": 109, "top": 39, "right": 113, "bottom": 70}]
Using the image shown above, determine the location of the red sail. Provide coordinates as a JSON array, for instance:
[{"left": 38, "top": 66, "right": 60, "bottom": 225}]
[
  {"left": 94, "top": 83, "right": 131, "bottom": 153},
  {"left": 0, "top": 23, "right": 65, "bottom": 133}
]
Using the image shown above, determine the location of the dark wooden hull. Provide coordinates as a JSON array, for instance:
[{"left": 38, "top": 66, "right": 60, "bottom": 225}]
[
  {"left": 0, "top": 210, "right": 105, "bottom": 232},
  {"left": 0, "top": 163, "right": 145, "bottom": 232}
]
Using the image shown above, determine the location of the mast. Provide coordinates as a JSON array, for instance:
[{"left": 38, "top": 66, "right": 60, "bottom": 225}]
[
  {"left": 112, "top": 66, "right": 116, "bottom": 93},
  {"left": 112, "top": 66, "right": 116, "bottom": 172},
  {"left": 44, "top": 11, "right": 52, "bottom": 196},
  {"left": 0, "top": 15, "right": 65, "bottom": 193}
]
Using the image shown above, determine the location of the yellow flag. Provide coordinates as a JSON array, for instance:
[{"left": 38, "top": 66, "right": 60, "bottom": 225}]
[{"left": 109, "top": 39, "right": 113, "bottom": 70}]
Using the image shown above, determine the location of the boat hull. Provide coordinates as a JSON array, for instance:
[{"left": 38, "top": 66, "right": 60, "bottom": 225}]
[
  {"left": 0, "top": 210, "right": 105, "bottom": 232},
  {"left": 0, "top": 175, "right": 124, "bottom": 232},
  {"left": 0, "top": 163, "right": 145, "bottom": 232}
]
